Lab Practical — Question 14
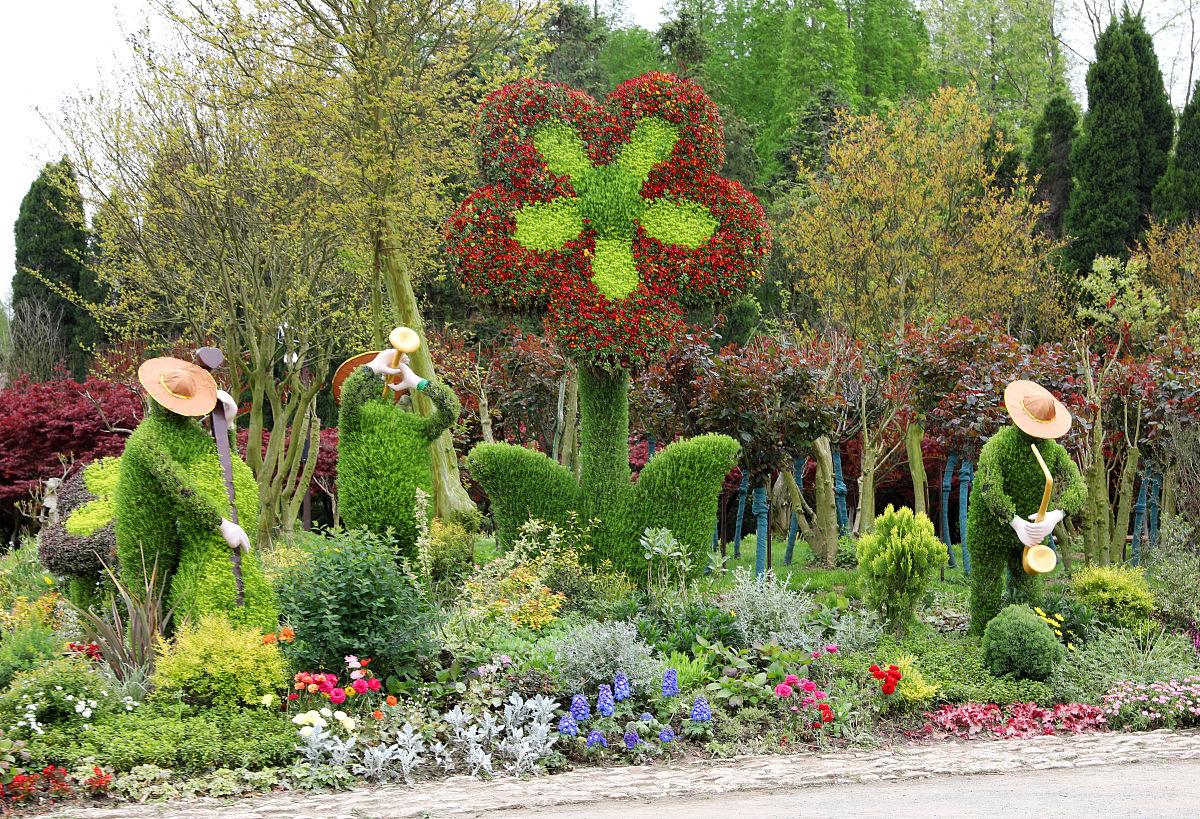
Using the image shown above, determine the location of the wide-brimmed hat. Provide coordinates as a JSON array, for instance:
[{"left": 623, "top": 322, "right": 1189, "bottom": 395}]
[
  {"left": 1004, "top": 380, "right": 1071, "bottom": 439},
  {"left": 331, "top": 351, "right": 406, "bottom": 404},
  {"left": 138, "top": 357, "right": 218, "bottom": 416}
]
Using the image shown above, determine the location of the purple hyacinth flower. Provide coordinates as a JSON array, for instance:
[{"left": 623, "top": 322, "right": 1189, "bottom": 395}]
[
  {"left": 558, "top": 713, "right": 579, "bottom": 736},
  {"left": 614, "top": 673, "right": 631, "bottom": 701},
  {"left": 640, "top": 712, "right": 653, "bottom": 722},
  {"left": 662, "top": 668, "right": 679, "bottom": 697},
  {"left": 570, "top": 693, "right": 590, "bottom": 721},
  {"left": 597, "top": 685, "right": 615, "bottom": 717},
  {"left": 585, "top": 729, "right": 608, "bottom": 748},
  {"left": 659, "top": 727, "right": 675, "bottom": 742},
  {"left": 623, "top": 730, "right": 641, "bottom": 749},
  {"left": 690, "top": 695, "right": 711, "bottom": 722}
]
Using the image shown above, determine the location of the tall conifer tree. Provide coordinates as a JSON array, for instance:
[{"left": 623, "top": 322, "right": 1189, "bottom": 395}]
[
  {"left": 12, "top": 159, "right": 90, "bottom": 378},
  {"left": 1064, "top": 12, "right": 1172, "bottom": 274},
  {"left": 1153, "top": 79, "right": 1200, "bottom": 225},
  {"left": 1027, "top": 95, "right": 1079, "bottom": 238}
]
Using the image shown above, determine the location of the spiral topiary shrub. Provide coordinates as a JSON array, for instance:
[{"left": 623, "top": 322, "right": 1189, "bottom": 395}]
[
  {"left": 981, "top": 604, "right": 1065, "bottom": 681},
  {"left": 1070, "top": 563, "right": 1156, "bottom": 626},
  {"left": 856, "top": 505, "right": 946, "bottom": 636},
  {"left": 38, "top": 458, "right": 121, "bottom": 608}
]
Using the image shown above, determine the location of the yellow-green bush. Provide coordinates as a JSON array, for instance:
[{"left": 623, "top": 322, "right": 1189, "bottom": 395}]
[
  {"left": 891, "top": 653, "right": 938, "bottom": 704},
  {"left": 1070, "top": 563, "right": 1155, "bottom": 625},
  {"left": 153, "top": 614, "right": 286, "bottom": 709},
  {"left": 856, "top": 505, "right": 946, "bottom": 636}
]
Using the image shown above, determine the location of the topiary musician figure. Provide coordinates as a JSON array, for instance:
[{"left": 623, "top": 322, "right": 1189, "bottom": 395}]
[
  {"left": 445, "top": 72, "right": 771, "bottom": 579},
  {"left": 334, "top": 328, "right": 461, "bottom": 561},
  {"left": 967, "top": 380, "right": 1086, "bottom": 635},
  {"left": 113, "top": 357, "right": 276, "bottom": 630}
]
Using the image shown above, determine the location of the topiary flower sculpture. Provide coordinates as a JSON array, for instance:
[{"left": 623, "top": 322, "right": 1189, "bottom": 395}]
[{"left": 447, "top": 73, "right": 771, "bottom": 579}]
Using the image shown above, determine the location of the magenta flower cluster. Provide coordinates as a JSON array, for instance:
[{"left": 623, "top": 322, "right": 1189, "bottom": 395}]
[{"left": 1101, "top": 676, "right": 1200, "bottom": 729}]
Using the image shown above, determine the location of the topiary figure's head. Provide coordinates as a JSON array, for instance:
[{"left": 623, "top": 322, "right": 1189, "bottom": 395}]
[{"left": 446, "top": 72, "right": 771, "bottom": 371}]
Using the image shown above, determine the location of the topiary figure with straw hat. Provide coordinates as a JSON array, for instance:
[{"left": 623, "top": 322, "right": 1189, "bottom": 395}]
[
  {"left": 333, "top": 327, "right": 461, "bottom": 561},
  {"left": 113, "top": 357, "right": 276, "bottom": 631},
  {"left": 967, "top": 380, "right": 1086, "bottom": 635}
]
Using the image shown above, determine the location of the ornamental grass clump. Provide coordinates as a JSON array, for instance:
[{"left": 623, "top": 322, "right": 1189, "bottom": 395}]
[
  {"left": 981, "top": 605, "right": 1065, "bottom": 681},
  {"left": 856, "top": 505, "right": 946, "bottom": 636}
]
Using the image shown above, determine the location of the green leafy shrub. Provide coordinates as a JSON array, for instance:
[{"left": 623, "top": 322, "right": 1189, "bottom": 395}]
[
  {"left": 722, "top": 567, "right": 820, "bottom": 650},
  {"left": 856, "top": 505, "right": 946, "bottom": 635},
  {"left": 875, "top": 630, "right": 1055, "bottom": 705},
  {"left": 0, "top": 617, "right": 63, "bottom": 689},
  {"left": 0, "top": 658, "right": 115, "bottom": 738},
  {"left": 835, "top": 536, "right": 859, "bottom": 568},
  {"left": 981, "top": 605, "right": 1065, "bottom": 681},
  {"left": 891, "top": 653, "right": 938, "bottom": 704},
  {"left": 26, "top": 703, "right": 294, "bottom": 772},
  {"left": 152, "top": 613, "right": 287, "bottom": 709},
  {"left": 547, "top": 619, "right": 665, "bottom": 698},
  {"left": 1049, "top": 625, "right": 1200, "bottom": 704},
  {"left": 1070, "top": 563, "right": 1155, "bottom": 625},
  {"left": 1144, "top": 521, "right": 1200, "bottom": 627},
  {"left": 275, "top": 528, "right": 434, "bottom": 682},
  {"left": 426, "top": 517, "right": 475, "bottom": 586}
]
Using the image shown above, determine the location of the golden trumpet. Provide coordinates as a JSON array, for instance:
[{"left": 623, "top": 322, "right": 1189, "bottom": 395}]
[{"left": 1023, "top": 444, "right": 1058, "bottom": 575}]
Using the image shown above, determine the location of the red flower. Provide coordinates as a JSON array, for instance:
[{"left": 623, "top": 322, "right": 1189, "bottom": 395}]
[
  {"left": 821, "top": 712, "right": 834, "bottom": 722},
  {"left": 882, "top": 682, "right": 896, "bottom": 695},
  {"left": 367, "top": 677, "right": 382, "bottom": 692}
]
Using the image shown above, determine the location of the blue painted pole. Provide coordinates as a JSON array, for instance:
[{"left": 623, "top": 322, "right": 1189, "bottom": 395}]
[
  {"left": 941, "top": 455, "right": 959, "bottom": 568},
  {"left": 1131, "top": 471, "right": 1149, "bottom": 566},
  {"left": 1147, "top": 469, "right": 1161, "bottom": 548},
  {"left": 959, "top": 459, "right": 974, "bottom": 576},
  {"left": 647, "top": 435, "right": 656, "bottom": 458},
  {"left": 753, "top": 485, "right": 769, "bottom": 577},
  {"left": 786, "top": 456, "right": 802, "bottom": 565},
  {"left": 832, "top": 447, "right": 849, "bottom": 536},
  {"left": 733, "top": 470, "right": 749, "bottom": 559}
]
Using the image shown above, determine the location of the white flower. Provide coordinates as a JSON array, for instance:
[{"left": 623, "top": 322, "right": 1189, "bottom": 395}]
[
  {"left": 260, "top": 693, "right": 275, "bottom": 707},
  {"left": 338, "top": 717, "right": 356, "bottom": 732},
  {"left": 298, "top": 726, "right": 315, "bottom": 738},
  {"left": 320, "top": 707, "right": 332, "bottom": 718}
]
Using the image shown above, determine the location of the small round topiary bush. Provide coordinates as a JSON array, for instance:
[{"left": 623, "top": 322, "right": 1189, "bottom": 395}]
[
  {"left": 152, "top": 613, "right": 287, "bottom": 709},
  {"left": 981, "top": 604, "right": 1065, "bottom": 681},
  {"left": 1070, "top": 563, "right": 1156, "bottom": 626},
  {"left": 856, "top": 505, "right": 946, "bottom": 636}
]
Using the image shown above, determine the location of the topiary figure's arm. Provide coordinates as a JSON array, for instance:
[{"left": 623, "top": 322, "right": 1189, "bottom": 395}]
[
  {"left": 974, "top": 440, "right": 1017, "bottom": 524},
  {"left": 631, "top": 434, "right": 740, "bottom": 579},
  {"left": 338, "top": 366, "right": 379, "bottom": 438},
  {"left": 416, "top": 379, "right": 461, "bottom": 443},
  {"left": 466, "top": 443, "right": 579, "bottom": 549},
  {"left": 124, "top": 435, "right": 226, "bottom": 530},
  {"left": 1046, "top": 441, "right": 1086, "bottom": 515}
]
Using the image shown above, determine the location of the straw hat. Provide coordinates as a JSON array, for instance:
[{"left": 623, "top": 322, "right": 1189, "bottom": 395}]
[
  {"left": 332, "top": 352, "right": 378, "bottom": 404},
  {"left": 1004, "top": 380, "right": 1071, "bottom": 439},
  {"left": 138, "top": 357, "right": 218, "bottom": 417}
]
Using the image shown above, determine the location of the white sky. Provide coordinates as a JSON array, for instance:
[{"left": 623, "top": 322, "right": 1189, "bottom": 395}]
[{"left": 0, "top": 1, "right": 1192, "bottom": 304}]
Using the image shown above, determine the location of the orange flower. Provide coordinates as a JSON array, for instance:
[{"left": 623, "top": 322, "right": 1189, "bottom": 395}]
[
  {"left": 294, "top": 682, "right": 305, "bottom": 690},
  {"left": 386, "top": 695, "right": 398, "bottom": 707},
  {"left": 262, "top": 633, "right": 278, "bottom": 644},
  {"left": 372, "top": 710, "right": 383, "bottom": 720},
  {"left": 279, "top": 627, "right": 295, "bottom": 643},
  {"left": 360, "top": 657, "right": 370, "bottom": 667},
  {"left": 307, "top": 683, "right": 319, "bottom": 693}
]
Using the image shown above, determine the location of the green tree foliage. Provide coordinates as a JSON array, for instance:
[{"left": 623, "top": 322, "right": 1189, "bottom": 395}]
[
  {"left": 845, "top": 0, "right": 932, "bottom": 101},
  {"left": 1064, "top": 12, "right": 1173, "bottom": 274},
  {"left": 12, "top": 159, "right": 90, "bottom": 378},
  {"left": 544, "top": 3, "right": 611, "bottom": 95},
  {"left": 1027, "top": 94, "right": 1079, "bottom": 238},
  {"left": 1153, "top": 79, "right": 1200, "bottom": 225},
  {"left": 855, "top": 504, "right": 945, "bottom": 636},
  {"left": 599, "top": 26, "right": 664, "bottom": 86}
]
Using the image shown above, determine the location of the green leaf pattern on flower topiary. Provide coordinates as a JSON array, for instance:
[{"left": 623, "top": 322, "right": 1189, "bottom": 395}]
[
  {"left": 64, "top": 457, "right": 121, "bottom": 537},
  {"left": 515, "top": 116, "right": 717, "bottom": 300}
]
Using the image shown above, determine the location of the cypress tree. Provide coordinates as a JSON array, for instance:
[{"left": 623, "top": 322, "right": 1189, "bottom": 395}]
[
  {"left": 1153, "top": 79, "right": 1200, "bottom": 225},
  {"left": 12, "top": 159, "right": 90, "bottom": 378},
  {"left": 1027, "top": 95, "right": 1078, "bottom": 239},
  {"left": 1064, "top": 13, "right": 1172, "bottom": 274}
]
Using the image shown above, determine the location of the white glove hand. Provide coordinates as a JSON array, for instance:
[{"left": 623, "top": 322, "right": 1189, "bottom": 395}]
[
  {"left": 219, "top": 517, "right": 251, "bottom": 554},
  {"left": 1010, "top": 515, "right": 1039, "bottom": 548},
  {"left": 214, "top": 390, "right": 238, "bottom": 432},
  {"left": 1028, "top": 508, "right": 1065, "bottom": 534},
  {"left": 366, "top": 349, "right": 403, "bottom": 377},
  {"left": 1011, "top": 511, "right": 1063, "bottom": 547},
  {"left": 386, "top": 360, "right": 426, "bottom": 394}
]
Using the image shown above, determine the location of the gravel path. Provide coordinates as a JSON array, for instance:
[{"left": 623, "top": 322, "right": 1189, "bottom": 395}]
[{"left": 43, "top": 728, "right": 1200, "bottom": 819}]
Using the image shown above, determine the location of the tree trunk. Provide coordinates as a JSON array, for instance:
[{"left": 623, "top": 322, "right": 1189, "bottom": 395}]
[
  {"left": 733, "top": 470, "right": 749, "bottom": 558},
  {"left": 831, "top": 445, "right": 849, "bottom": 536},
  {"left": 781, "top": 462, "right": 815, "bottom": 561},
  {"left": 904, "top": 420, "right": 928, "bottom": 516},
  {"left": 958, "top": 459, "right": 973, "bottom": 575},
  {"left": 941, "top": 454, "right": 960, "bottom": 567},
  {"left": 811, "top": 436, "right": 839, "bottom": 567},
  {"left": 857, "top": 427, "right": 878, "bottom": 535},
  {"left": 753, "top": 483, "right": 770, "bottom": 577},
  {"left": 1109, "top": 446, "right": 1140, "bottom": 563},
  {"left": 378, "top": 223, "right": 475, "bottom": 520}
]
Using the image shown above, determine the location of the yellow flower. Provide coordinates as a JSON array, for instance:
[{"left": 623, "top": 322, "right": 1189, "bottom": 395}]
[
  {"left": 1034, "top": 607, "right": 1045, "bottom": 616},
  {"left": 1068, "top": 643, "right": 1075, "bottom": 651}
]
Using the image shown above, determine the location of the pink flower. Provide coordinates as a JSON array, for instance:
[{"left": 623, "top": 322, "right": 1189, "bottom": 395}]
[
  {"left": 775, "top": 683, "right": 794, "bottom": 698},
  {"left": 350, "top": 670, "right": 365, "bottom": 680},
  {"left": 353, "top": 679, "right": 369, "bottom": 694},
  {"left": 825, "top": 644, "right": 838, "bottom": 654},
  {"left": 814, "top": 691, "right": 827, "bottom": 700},
  {"left": 784, "top": 674, "right": 800, "bottom": 686},
  {"left": 790, "top": 706, "right": 799, "bottom": 712},
  {"left": 801, "top": 696, "right": 815, "bottom": 707},
  {"left": 812, "top": 650, "right": 822, "bottom": 659},
  {"left": 367, "top": 677, "right": 382, "bottom": 692},
  {"left": 801, "top": 679, "right": 818, "bottom": 693},
  {"left": 329, "top": 688, "right": 346, "bottom": 705},
  {"left": 318, "top": 681, "right": 334, "bottom": 694},
  {"left": 345, "top": 655, "right": 360, "bottom": 668},
  {"left": 287, "top": 693, "right": 299, "bottom": 700}
]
